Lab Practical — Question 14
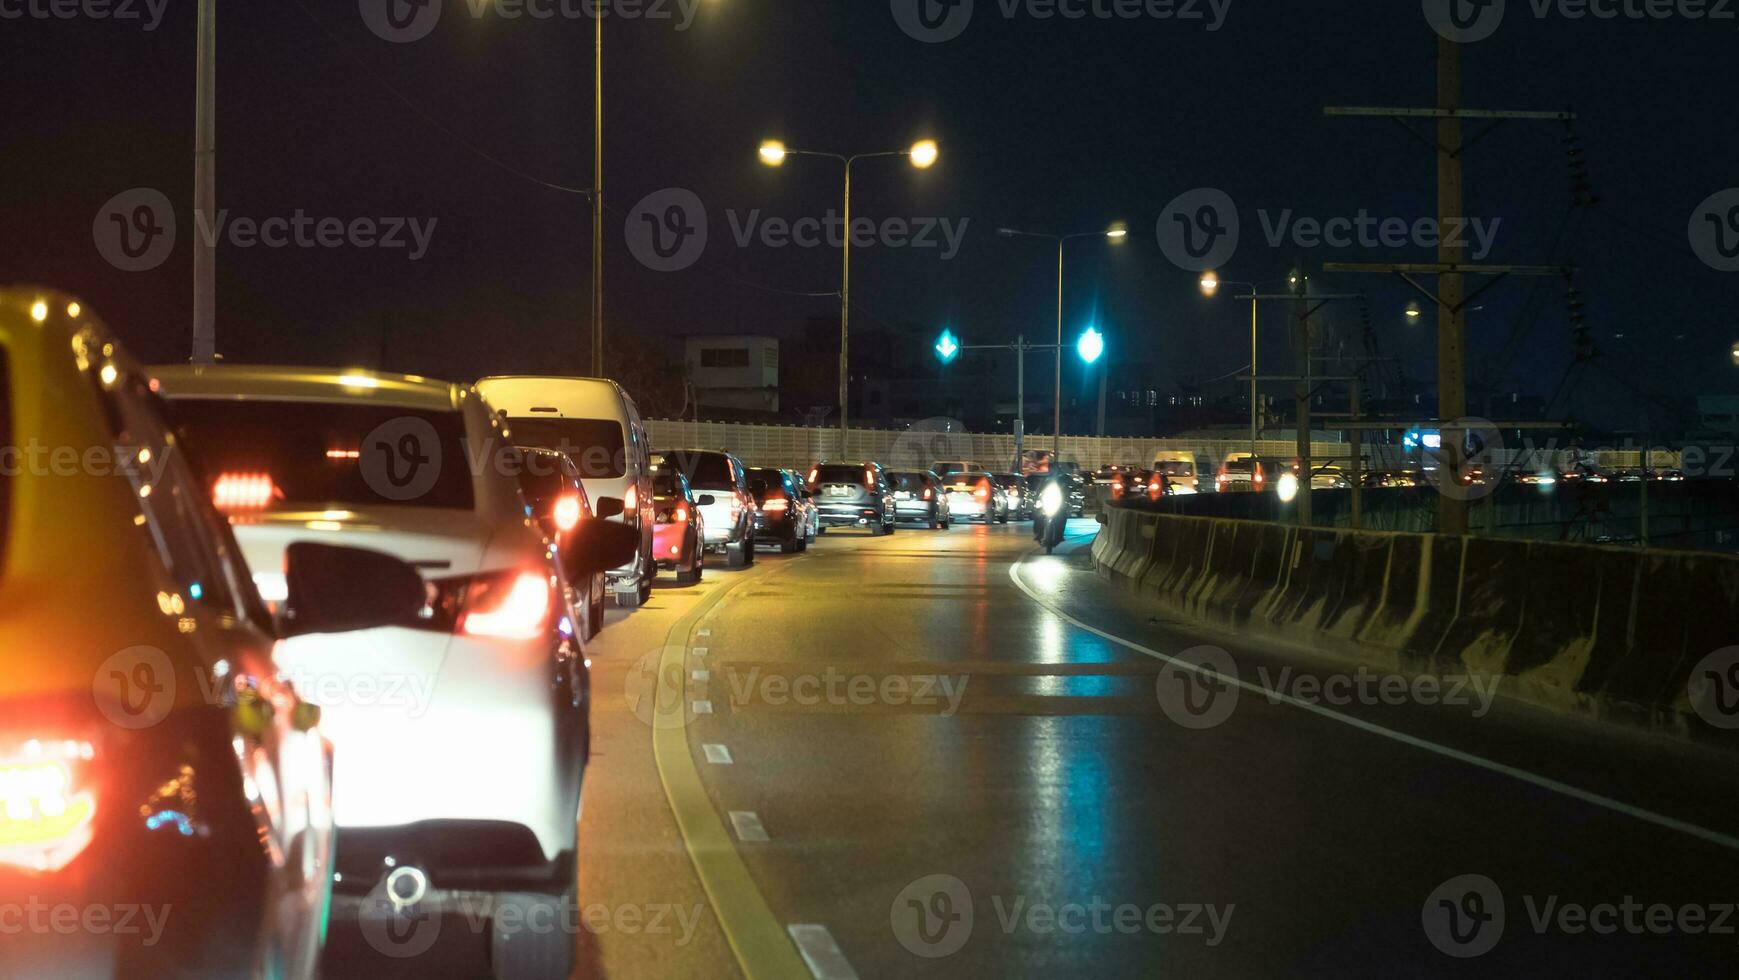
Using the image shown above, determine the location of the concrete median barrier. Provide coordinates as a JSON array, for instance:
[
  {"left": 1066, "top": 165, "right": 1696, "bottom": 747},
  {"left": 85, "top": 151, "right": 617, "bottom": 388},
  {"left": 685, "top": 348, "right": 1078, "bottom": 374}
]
[{"left": 1090, "top": 502, "right": 1739, "bottom": 746}]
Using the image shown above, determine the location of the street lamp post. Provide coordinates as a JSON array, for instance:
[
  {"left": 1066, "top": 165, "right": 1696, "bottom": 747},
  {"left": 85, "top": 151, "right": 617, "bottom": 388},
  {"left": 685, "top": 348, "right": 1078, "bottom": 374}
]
[
  {"left": 1199, "top": 271, "right": 1296, "bottom": 460},
  {"left": 760, "top": 139, "right": 938, "bottom": 457},
  {"left": 997, "top": 224, "right": 1126, "bottom": 463}
]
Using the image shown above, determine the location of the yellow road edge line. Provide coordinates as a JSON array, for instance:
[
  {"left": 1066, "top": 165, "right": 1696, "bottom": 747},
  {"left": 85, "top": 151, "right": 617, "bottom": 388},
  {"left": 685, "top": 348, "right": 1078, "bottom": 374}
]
[{"left": 651, "top": 568, "right": 812, "bottom": 980}]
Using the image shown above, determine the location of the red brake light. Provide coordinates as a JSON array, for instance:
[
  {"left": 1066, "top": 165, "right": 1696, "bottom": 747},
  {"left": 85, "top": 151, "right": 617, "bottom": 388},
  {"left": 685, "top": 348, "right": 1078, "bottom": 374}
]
[
  {"left": 623, "top": 485, "right": 638, "bottom": 512},
  {"left": 923, "top": 487, "right": 933, "bottom": 500},
  {"left": 213, "top": 472, "right": 276, "bottom": 512},
  {"left": 974, "top": 484, "right": 991, "bottom": 501},
  {"left": 808, "top": 467, "right": 819, "bottom": 485},
  {"left": 552, "top": 494, "right": 583, "bottom": 533},
  {"left": 864, "top": 469, "right": 876, "bottom": 490},
  {"left": 0, "top": 739, "right": 97, "bottom": 873},
  {"left": 460, "top": 571, "right": 552, "bottom": 640},
  {"left": 763, "top": 497, "right": 788, "bottom": 513},
  {"left": 674, "top": 505, "right": 689, "bottom": 523}
]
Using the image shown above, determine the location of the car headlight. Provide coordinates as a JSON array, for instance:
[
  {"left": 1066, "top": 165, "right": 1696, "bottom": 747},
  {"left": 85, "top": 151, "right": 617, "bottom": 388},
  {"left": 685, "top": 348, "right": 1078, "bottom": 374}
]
[{"left": 1039, "top": 483, "right": 1064, "bottom": 517}]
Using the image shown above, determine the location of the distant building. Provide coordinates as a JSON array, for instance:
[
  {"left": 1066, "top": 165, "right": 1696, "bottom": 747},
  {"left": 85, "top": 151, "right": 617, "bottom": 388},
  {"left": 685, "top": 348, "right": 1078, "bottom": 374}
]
[
  {"left": 1696, "top": 394, "right": 1739, "bottom": 440},
  {"left": 685, "top": 336, "right": 778, "bottom": 415}
]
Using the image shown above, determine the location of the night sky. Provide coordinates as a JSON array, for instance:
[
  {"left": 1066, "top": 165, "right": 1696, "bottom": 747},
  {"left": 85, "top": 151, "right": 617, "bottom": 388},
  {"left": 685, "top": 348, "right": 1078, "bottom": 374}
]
[{"left": 3, "top": 0, "right": 1735, "bottom": 430}]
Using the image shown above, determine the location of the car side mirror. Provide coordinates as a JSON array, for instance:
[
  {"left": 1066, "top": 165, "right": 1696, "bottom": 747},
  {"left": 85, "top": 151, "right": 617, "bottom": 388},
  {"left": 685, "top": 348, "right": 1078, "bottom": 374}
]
[
  {"left": 567, "top": 519, "right": 642, "bottom": 578},
  {"left": 595, "top": 496, "right": 625, "bottom": 519},
  {"left": 281, "top": 542, "right": 424, "bottom": 638},
  {"left": 697, "top": 494, "right": 716, "bottom": 506}
]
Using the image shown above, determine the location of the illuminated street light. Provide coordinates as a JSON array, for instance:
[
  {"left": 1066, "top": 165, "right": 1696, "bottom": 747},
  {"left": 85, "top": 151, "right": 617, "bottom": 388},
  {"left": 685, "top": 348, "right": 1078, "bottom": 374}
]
[
  {"left": 758, "top": 137, "right": 940, "bottom": 449},
  {"left": 1077, "top": 327, "right": 1105, "bottom": 364},
  {"left": 1106, "top": 222, "right": 1128, "bottom": 241},
  {"left": 1199, "top": 270, "right": 1220, "bottom": 297},
  {"left": 1731, "top": 341, "right": 1739, "bottom": 366},
  {"left": 1405, "top": 301, "right": 1423, "bottom": 320}
]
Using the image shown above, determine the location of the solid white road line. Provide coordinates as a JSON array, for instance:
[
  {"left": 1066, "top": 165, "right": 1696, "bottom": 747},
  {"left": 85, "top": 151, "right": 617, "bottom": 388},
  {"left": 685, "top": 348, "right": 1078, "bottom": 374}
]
[
  {"left": 729, "top": 810, "right": 769, "bottom": 843},
  {"left": 1008, "top": 557, "right": 1739, "bottom": 854},
  {"left": 786, "top": 924, "right": 859, "bottom": 980}
]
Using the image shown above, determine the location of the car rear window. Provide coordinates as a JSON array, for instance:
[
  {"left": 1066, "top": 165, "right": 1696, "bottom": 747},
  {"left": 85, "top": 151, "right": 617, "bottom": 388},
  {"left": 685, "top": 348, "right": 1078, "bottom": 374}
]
[
  {"left": 947, "top": 474, "right": 990, "bottom": 490},
  {"left": 1157, "top": 461, "right": 1195, "bottom": 476},
  {"left": 665, "top": 451, "right": 736, "bottom": 491},
  {"left": 812, "top": 464, "right": 869, "bottom": 486},
  {"left": 506, "top": 416, "right": 627, "bottom": 479},
  {"left": 652, "top": 471, "right": 683, "bottom": 498},
  {"left": 889, "top": 472, "right": 931, "bottom": 491},
  {"left": 165, "top": 398, "right": 475, "bottom": 510}
]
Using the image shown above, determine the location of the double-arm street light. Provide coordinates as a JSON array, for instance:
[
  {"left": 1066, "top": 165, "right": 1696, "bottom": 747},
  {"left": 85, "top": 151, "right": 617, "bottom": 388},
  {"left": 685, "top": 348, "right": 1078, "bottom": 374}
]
[
  {"left": 997, "top": 225, "right": 1127, "bottom": 461},
  {"left": 758, "top": 138, "right": 939, "bottom": 454}
]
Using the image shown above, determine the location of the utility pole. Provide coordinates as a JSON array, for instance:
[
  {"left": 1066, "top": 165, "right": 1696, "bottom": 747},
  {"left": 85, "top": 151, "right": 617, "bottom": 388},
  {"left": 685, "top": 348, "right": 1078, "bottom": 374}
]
[
  {"left": 1015, "top": 333, "right": 1026, "bottom": 469},
  {"left": 191, "top": 0, "right": 216, "bottom": 364},
  {"left": 1349, "top": 381, "right": 1363, "bottom": 528},
  {"left": 1292, "top": 273, "right": 1313, "bottom": 527},
  {"left": 1095, "top": 361, "right": 1107, "bottom": 437},
  {"left": 590, "top": 13, "right": 604, "bottom": 377},
  {"left": 1325, "top": 36, "right": 1575, "bottom": 535},
  {"left": 839, "top": 163, "right": 852, "bottom": 459},
  {"left": 1436, "top": 36, "right": 1467, "bottom": 534}
]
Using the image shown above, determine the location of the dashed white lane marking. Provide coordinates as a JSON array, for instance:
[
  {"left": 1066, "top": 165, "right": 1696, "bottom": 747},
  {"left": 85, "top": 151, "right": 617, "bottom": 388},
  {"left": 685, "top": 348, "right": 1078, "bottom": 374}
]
[
  {"left": 728, "top": 810, "right": 769, "bottom": 842},
  {"left": 703, "top": 743, "right": 734, "bottom": 765},
  {"left": 698, "top": 629, "right": 712, "bottom": 637},
  {"left": 693, "top": 669, "right": 711, "bottom": 681},
  {"left": 1007, "top": 559, "right": 1739, "bottom": 854},
  {"left": 692, "top": 700, "right": 713, "bottom": 714},
  {"left": 787, "top": 924, "right": 858, "bottom": 980},
  {"left": 692, "top": 646, "right": 710, "bottom": 658}
]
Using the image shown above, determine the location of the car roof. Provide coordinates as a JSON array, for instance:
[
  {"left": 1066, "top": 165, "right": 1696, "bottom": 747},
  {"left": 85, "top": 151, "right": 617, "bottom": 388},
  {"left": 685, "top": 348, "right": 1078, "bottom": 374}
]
[{"left": 150, "top": 364, "right": 464, "bottom": 411}]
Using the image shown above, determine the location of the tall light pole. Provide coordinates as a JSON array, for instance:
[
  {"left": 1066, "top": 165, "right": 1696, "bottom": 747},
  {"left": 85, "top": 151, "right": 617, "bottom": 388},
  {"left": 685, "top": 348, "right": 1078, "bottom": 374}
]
[
  {"left": 1199, "top": 271, "right": 1297, "bottom": 460},
  {"left": 191, "top": 0, "right": 216, "bottom": 363},
  {"left": 998, "top": 224, "right": 1127, "bottom": 462},
  {"left": 590, "top": 12, "right": 603, "bottom": 377},
  {"left": 759, "top": 138, "right": 938, "bottom": 456}
]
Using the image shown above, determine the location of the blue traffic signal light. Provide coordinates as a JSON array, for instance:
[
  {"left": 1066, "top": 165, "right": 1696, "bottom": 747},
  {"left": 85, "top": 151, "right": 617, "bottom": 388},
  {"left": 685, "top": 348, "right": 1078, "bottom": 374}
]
[
  {"left": 1077, "top": 327, "right": 1104, "bottom": 364},
  {"left": 935, "top": 329, "right": 960, "bottom": 364}
]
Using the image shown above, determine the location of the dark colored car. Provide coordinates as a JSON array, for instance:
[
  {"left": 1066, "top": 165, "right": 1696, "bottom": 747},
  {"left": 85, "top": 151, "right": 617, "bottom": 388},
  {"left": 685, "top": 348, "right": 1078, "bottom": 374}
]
[
  {"left": 808, "top": 461, "right": 896, "bottom": 535},
  {"left": 516, "top": 446, "right": 608, "bottom": 640},
  {"left": 750, "top": 466, "right": 809, "bottom": 553},
  {"left": 889, "top": 470, "right": 951, "bottom": 528}
]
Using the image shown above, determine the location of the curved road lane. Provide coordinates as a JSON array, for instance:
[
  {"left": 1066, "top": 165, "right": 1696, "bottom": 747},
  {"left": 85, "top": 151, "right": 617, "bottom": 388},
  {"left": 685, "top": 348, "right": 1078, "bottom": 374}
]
[{"left": 331, "top": 519, "right": 1739, "bottom": 977}]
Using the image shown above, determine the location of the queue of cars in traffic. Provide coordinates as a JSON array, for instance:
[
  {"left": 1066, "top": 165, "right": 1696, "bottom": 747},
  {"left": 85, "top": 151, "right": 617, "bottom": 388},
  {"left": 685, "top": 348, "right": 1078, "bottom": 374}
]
[{"left": 0, "top": 288, "right": 1068, "bottom": 980}]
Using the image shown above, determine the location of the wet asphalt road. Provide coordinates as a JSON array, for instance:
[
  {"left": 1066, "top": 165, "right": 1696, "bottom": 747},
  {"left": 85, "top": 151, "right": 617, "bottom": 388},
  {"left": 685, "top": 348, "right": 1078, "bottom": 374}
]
[{"left": 326, "top": 518, "right": 1739, "bottom": 978}]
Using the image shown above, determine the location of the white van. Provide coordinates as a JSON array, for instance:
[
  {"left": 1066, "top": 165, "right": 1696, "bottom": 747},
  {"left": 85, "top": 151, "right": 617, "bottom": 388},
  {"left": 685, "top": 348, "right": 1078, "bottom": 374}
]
[
  {"left": 1151, "top": 450, "right": 1200, "bottom": 493},
  {"left": 477, "top": 376, "right": 656, "bottom": 606}
]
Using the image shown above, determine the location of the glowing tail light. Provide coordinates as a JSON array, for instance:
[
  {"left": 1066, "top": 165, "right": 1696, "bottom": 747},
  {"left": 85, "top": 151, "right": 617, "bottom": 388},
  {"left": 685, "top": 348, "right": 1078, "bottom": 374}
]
[
  {"left": 864, "top": 470, "right": 876, "bottom": 490},
  {"left": 623, "top": 485, "right": 638, "bottom": 513},
  {"left": 460, "top": 571, "right": 552, "bottom": 640},
  {"left": 763, "top": 497, "right": 788, "bottom": 513},
  {"left": 552, "top": 494, "right": 583, "bottom": 533},
  {"left": 0, "top": 740, "right": 97, "bottom": 873},
  {"left": 923, "top": 487, "right": 933, "bottom": 500},
  {"left": 673, "top": 505, "right": 689, "bottom": 523},
  {"left": 974, "top": 485, "right": 991, "bottom": 501},
  {"left": 213, "top": 472, "right": 276, "bottom": 512}
]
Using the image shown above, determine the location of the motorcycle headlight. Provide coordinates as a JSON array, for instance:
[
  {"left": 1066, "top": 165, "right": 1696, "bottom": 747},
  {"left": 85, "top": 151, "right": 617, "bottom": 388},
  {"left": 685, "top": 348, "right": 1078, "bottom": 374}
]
[{"left": 1039, "top": 483, "right": 1064, "bottom": 517}]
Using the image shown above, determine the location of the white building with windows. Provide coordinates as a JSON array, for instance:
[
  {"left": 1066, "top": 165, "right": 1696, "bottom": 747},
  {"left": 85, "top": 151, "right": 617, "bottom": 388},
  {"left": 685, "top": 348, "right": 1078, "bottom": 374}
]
[{"left": 685, "top": 335, "right": 779, "bottom": 414}]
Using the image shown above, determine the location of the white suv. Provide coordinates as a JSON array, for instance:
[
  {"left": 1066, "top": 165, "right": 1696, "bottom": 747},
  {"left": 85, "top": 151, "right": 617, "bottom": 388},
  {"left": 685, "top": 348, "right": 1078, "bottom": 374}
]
[{"left": 152, "top": 365, "right": 637, "bottom": 974}]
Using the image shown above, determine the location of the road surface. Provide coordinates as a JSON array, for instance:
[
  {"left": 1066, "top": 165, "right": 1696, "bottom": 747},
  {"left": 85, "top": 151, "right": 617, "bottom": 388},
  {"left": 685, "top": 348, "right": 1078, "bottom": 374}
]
[{"left": 325, "top": 520, "right": 1739, "bottom": 977}]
